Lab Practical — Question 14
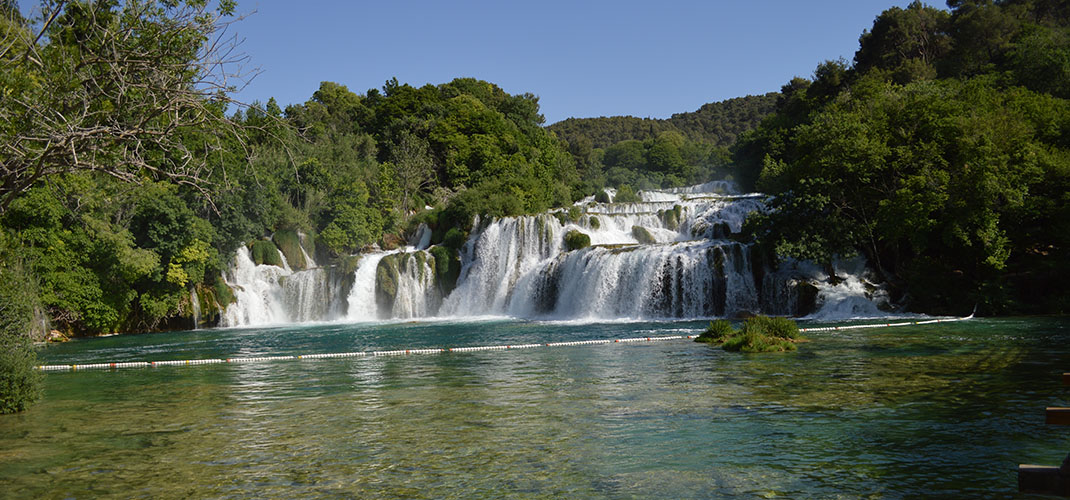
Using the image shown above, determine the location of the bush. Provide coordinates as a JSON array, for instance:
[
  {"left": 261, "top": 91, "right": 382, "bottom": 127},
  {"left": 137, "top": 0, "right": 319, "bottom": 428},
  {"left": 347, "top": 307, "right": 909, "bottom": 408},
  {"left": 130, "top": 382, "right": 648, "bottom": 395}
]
[
  {"left": 722, "top": 330, "right": 798, "bottom": 353},
  {"left": 695, "top": 319, "right": 734, "bottom": 344},
  {"left": 0, "top": 257, "right": 43, "bottom": 414},
  {"left": 595, "top": 190, "right": 611, "bottom": 203},
  {"left": 272, "top": 230, "right": 307, "bottom": 270},
  {"left": 588, "top": 216, "right": 600, "bottom": 230},
  {"left": 442, "top": 227, "right": 468, "bottom": 249},
  {"left": 564, "top": 230, "right": 591, "bottom": 251},
  {"left": 0, "top": 335, "right": 42, "bottom": 414},
  {"left": 249, "top": 239, "right": 283, "bottom": 267},
  {"left": 741, "top": 315, "right": 801, "bottom": 340},
  {"left": 614, "top": 184, "right": 642, "bottom": 203},
  {"left": 695, "top": 315, "right": 804, "bottom": 354}
]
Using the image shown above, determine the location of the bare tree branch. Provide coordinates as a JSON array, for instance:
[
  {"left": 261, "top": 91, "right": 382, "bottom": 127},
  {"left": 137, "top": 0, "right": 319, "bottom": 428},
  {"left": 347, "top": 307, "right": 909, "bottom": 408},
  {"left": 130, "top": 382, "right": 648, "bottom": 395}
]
[{"left": 0, "top": 0, "right": 262, "bottom": 214}]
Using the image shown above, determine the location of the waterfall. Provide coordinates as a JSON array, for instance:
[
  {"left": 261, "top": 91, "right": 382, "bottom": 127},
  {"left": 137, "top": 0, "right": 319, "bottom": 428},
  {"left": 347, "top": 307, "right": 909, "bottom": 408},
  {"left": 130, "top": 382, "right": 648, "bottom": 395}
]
[
  {"left": 190, "top": 289, "right": 201, "bottom": 329},
  {"left": 222, "top": 246, "right": 290, "bottom": 326},
  {"left": 346, "top": 252, "right": 393, "bottom": 321},
  {"left": 222, "top": 245, "right": 338, "bottom": 326},
  {"left": 221, "top": 180, "right": 896, "bottom": 325}
]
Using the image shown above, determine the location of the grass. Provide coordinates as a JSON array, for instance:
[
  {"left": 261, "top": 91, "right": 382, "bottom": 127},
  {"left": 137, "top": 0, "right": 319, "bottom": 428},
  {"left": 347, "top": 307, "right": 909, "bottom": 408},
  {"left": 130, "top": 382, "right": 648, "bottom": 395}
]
[{"left": 695, "top": 315, "right": 805, "bottom": 353}]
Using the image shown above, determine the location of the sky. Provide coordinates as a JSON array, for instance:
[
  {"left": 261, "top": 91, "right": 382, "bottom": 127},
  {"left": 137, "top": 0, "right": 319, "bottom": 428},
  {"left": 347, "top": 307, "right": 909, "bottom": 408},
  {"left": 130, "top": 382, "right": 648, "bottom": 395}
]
[{"left": 227, "top": 0, "right": 925, "bottom": 125}]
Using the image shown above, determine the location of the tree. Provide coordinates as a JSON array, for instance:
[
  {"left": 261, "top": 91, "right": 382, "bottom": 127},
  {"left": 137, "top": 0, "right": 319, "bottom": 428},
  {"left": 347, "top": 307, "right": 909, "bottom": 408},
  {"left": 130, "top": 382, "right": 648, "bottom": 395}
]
[
  {"left": 0, "top": 0, "right": 251, "bottom": 213},
  {"left": 390, "top": 130, "right": 435, "bottom": 213}
]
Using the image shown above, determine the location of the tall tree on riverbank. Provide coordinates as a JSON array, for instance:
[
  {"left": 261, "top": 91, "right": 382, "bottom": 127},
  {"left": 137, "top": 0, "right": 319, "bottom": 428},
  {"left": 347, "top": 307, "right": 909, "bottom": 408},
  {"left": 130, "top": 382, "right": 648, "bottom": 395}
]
[{"left": 736, "top": 0, "right": 1070, "bottom": 314}]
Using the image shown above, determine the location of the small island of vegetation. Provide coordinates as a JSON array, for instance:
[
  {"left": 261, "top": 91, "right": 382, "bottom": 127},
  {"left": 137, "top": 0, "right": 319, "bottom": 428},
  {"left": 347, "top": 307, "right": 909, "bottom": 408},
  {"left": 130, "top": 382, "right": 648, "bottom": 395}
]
[{"left": 695, "top": 316, "right": 806, "bottom": 353}]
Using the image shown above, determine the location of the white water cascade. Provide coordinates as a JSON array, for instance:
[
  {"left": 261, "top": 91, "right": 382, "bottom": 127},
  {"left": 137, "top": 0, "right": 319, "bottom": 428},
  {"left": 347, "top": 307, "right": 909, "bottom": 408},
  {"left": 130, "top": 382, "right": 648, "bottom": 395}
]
[{"left": 220, "top": 180, "right": 895, "bottom": 326}]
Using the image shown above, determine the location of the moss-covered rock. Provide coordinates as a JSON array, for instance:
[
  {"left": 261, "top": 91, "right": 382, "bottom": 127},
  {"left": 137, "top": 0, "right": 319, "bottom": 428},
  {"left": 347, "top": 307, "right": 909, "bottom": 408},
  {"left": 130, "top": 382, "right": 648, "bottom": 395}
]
[
  {"left": 273, "top": 230, "right": 306, "bottom": 270},
  {"left": 631, "top": 225, "right": 656, "bottom": 245},
  {"left": 249, "top": 239, "right": 283, "bottom": 267},
  {"left": 338, "top": 254, "right": 363, "bottom": 276},
  {"left": 213, "top": 275, "right": 236, "bottom": 309},
  {"left": 658, "top": 204, "right": 683, "bottom": 230},
  {"left": 564, "top": 230, "right": 591, "bottom": 251},
  {"left": 430, "top": 245, "right": 461, "bottom": 294},
  {"left": 375, "top": 254, "right": 400, "bottom": 314},
  {"left": 588, "top": 216, "right": 600, "bottom": 230}
]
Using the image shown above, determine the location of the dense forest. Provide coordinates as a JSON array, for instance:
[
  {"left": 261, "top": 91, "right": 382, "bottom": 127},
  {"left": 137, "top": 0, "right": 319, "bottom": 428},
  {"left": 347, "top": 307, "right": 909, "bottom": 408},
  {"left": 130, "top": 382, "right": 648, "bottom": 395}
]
[
  {"left": 735, "top": 0, "right": 1070, "bottom": 315},
  {"left": 1, "top": 0, "right": 1069, "bottom": 413},
  {"left": 549, "top": 94, "right": 778, "bottom": 189},
  {"left": 548, "top": 94, "right": 778, "bottom": 149}
]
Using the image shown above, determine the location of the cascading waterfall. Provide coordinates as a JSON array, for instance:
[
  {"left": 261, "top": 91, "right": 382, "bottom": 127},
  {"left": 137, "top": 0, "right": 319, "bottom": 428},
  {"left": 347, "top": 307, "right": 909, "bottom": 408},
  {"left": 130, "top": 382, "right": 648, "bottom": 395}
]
[
  {"left": 221, "top": 180, "right": 895, "bottom": 326},
  {"left": 190, "top": 289, "right": 201, "bottom": 329},
  {"left": 221, "top": 244, "right": 343, "bottom": 326},
  {"left": 346, "top": 252, "right": 393, "bottom": 322}
]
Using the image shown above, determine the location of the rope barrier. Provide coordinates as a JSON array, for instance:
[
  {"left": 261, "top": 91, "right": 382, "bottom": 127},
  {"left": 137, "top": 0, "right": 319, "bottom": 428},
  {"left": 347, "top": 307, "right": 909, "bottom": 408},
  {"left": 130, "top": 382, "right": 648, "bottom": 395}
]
[
  {"left": 36, "top": 315, "right": 974, "bottom": 372},
  {"left": 796, "top": 314, "right": 973, "bottom": 333},
  {"left": 36, "top": 335, "right": 692, "bottom": 372}
]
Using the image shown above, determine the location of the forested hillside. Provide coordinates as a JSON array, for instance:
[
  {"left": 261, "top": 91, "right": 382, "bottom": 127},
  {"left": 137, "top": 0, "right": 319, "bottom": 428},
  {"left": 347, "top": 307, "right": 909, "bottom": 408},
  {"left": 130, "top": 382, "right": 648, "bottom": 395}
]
[
  {"left": 736, "top": 0, "right": 1070, "bottom": 315},
  {"left": 548, "top": 94, "right": 777, "bottom": 190},
  {"left": 548, "top": 93, "right": 778, "bottom": 148}
]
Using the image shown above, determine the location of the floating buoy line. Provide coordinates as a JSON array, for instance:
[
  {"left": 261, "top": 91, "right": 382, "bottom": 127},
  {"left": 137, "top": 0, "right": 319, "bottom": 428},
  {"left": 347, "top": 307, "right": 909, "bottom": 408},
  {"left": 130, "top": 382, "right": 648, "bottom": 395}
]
[{"left": 37, "top": 315, "right": 974, "bottom": 372}]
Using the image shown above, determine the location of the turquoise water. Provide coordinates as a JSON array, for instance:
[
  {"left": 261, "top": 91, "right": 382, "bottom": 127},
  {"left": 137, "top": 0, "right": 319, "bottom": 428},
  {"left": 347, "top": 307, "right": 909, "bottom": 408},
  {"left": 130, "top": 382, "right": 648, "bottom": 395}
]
[{"left": 2, "top": 317, "right": 1068, "bottom": 498}]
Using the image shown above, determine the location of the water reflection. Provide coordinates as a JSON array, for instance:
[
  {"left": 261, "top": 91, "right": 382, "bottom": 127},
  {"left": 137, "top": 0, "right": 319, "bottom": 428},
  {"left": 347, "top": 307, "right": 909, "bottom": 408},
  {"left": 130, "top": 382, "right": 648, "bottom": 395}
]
[{"left": 2, "top": 318, "right": 1068, "bottom": 498}]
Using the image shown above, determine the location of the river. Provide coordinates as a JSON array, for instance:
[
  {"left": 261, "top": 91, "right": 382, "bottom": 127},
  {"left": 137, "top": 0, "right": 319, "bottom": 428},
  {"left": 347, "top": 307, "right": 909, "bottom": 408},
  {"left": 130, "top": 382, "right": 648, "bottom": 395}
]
[{"left": 2, "top": 316, "right": 1067, "bottom": 498}]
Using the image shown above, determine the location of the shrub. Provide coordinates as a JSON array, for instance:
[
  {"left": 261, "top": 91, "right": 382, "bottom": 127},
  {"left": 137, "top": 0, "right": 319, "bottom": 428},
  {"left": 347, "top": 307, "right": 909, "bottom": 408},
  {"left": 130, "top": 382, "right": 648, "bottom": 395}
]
[
  {"left": 588, "top": 216, "right": 600, "bottom": 230},
  {"left": 249, "top": 239, "right": 283, "bottom": 267},
  {"left": 567, "top": 206, "right": 582, "bottom": 222},
  {"left": 741, "top": 315, "right": 801, "bottom": 340},
  {"left": 272, "top": 230, "right": 306, "bottom": 270},
  {"left": 695, "top": 315, "right": 804, "bottom": 354},
  {"left": 722, "top": 330, "right": 798, "bottom": 353},
  {"left": 442, "top": 227, "right": 468, "bottom": 249},
  {"left": 695, "top": 319, "right": 735, "bottom": 344},
  {"left": 0, "top": 335, "right": 42, "bottom": 414},
  {"left": 614, "top": 184, "right": 642, "bottom": 203},
  {"left": 0, "top": 258, "right": 43, "bottom": 414},
  {"left": 595, "top": 190, "right": 611, "bottom": 203},
  {"left": 564, "top": 230, "right": 591, "bottom": 251}
]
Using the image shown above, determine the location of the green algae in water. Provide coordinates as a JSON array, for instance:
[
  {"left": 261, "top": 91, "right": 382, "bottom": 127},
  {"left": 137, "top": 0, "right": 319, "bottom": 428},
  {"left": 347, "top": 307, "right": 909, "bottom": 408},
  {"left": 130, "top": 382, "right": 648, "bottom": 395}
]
[{"left": 2, "top": 317, "right": 1069, "bottom": 498}]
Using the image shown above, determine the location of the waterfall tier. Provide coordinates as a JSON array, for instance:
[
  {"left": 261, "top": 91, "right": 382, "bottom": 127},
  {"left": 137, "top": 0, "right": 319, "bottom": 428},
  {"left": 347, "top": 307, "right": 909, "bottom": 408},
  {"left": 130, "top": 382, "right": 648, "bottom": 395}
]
[{"left": 221, "top": 181, "right": 894, "bottom": 325}]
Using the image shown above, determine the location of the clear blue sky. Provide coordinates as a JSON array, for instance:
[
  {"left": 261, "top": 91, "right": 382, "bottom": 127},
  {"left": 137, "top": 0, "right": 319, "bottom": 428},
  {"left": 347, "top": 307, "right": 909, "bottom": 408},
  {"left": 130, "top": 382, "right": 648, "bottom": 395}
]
[{"left": 230, "top": 0, "right": 925, "bottom": 125}]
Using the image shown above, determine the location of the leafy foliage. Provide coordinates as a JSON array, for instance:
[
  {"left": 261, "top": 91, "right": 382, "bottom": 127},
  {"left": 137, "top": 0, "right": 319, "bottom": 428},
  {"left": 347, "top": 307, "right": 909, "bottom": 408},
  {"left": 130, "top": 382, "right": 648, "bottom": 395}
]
[
  {"left": 564, "top": 230, "right": 591, "bottom": 251},
  {"left": 736, "top": 0, "right": 1070, "bottom": 314},
  {"left": 694, "top": 316, "right": 803, "bottom": 353},
  {"left": 0, "top": 234, "right": 43, "bottom": 413}
]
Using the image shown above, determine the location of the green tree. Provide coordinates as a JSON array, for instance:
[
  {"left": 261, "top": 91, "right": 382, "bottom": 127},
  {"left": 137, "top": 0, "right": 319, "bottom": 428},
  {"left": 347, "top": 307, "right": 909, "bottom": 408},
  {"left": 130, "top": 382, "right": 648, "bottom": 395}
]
[{"left": 0, "top": 0, "right": 247, "bottom": 213}]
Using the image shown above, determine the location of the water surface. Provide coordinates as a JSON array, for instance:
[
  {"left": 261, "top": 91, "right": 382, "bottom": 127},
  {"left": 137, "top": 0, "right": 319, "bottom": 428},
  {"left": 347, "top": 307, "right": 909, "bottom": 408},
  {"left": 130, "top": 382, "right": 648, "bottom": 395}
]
[{"left": 2, "top": 317, "right": 1068, "bottom": 498}]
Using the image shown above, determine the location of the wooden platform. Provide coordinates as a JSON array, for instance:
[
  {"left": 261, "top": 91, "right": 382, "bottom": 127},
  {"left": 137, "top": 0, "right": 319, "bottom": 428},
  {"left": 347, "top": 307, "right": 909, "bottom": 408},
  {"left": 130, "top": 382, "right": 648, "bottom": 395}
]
[
  {"left": 1048, "top": 408, "right": 1070, "bottom": 426},
  {"left": 1019, "top": 464, "right": 1070, "bottom": 496}
]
